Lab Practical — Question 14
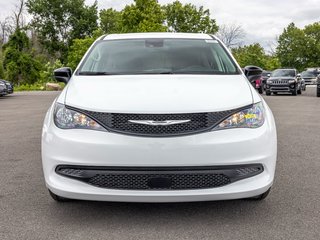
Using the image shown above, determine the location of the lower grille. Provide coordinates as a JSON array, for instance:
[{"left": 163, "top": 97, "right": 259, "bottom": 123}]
[
  {"left": 270, "top": 87, "right": 290, "bottom": 91},
  {"left": 56, "top": 165, "right": 263, "bottom": 190},
  {"left": 87, "top": 173, "right": 231, "bottom": 190}
]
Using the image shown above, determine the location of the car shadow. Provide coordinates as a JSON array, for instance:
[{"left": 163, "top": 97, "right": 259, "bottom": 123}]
[{"left": 46, "top": 197, "right": 272, "bottom": 226}]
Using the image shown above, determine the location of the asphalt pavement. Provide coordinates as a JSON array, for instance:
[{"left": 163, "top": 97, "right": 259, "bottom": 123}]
[{"left": 0, "top": 88, "right": 319, "bottom": 240}]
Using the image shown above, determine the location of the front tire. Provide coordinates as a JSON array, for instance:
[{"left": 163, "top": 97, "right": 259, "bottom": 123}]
[
  {"left": 297, "top": 85, "right": 302, "bottom": 94},
  {"left": 258, "top": 87, "right": 263, "bottom": 94},
  {"left": 266, "top": 91, "right": 271, "bottom": 96},
  {"left": 317, "top": 86, "right": 320, "bottom": 97},
  {"left": 49, "top": 190, "right": 71, "bottom": 202},
  {"left": 292, "top": 87, "right": 297, "bottom": 96}
]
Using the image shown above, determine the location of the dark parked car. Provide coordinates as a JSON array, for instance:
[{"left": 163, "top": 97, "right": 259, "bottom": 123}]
[
  {"left": 0, "top": 80, "right": 8, "bottom": 96},
  {"left": 301, "top": 70, "right": 318, "bottom": 85},
  {"left": 265, "top": 69, "right": 303, "bottom": 96},
  {"left": 244, "top": 66, "right": 264, "bottom": 94},
  {"left": 2, "top": 80, "right": 14, "bottom": 94},
  {"left": 317, "top": 74, "right": 320, "bottom": 97}
]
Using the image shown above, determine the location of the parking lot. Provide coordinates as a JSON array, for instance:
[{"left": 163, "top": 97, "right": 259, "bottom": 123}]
[{"left": 0, "top": 88, "right": 319, "bottom": 240}]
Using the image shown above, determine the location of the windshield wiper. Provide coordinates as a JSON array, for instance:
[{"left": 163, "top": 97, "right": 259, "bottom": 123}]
[
  {"left": 78, "top": 71, "right": 116, "bottom": 75},
  {"left": 78, "top": 71, "right": 175, "bottom": 75}
]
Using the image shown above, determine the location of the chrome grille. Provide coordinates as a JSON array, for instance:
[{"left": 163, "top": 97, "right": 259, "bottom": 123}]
[
  {"left": 70, "top": 105, "right": 252, "bottom": 137},
  {"left": 272, "top": 80, "right": 288, "bottom": 85}
]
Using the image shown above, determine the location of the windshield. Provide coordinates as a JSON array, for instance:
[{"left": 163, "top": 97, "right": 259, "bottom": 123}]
[
  {"left": 262, "top": 71, "right": 271, "bottom": 77},
  {"left": 301, "top": 71, "right": 317, "bottom": 78},
  {"left": 271, "top": 69, "right": 296, "bottom": 77},
  {"left": 78, "top": 39, "right": 240, "bottom": 75}
]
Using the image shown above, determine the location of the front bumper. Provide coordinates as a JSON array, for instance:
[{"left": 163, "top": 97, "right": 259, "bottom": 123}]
[
  {"left": 0, "top": 87, "right": 7, "bottom": 95},
  {"left": 6, "top": 87, "right": 13, "bottom": 94},
  {"left": 42, "top": 101, "right": 277, "bottom": 202}
]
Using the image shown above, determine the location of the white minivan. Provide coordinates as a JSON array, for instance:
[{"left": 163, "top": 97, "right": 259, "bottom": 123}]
[{"left": 42, "top": 33, "right": 277, "bottom": 202}]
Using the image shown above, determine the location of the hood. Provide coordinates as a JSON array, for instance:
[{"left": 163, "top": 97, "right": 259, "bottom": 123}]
[{"left": 64, "top": 74, "right": 253, "bottom": 113}]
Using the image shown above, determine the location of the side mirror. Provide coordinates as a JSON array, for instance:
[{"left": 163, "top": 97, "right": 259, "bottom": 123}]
[
  {"left": 53, "top": 67, "right": 72, "bottom": 84},
  {"left": 267, "top": 73, "right": 271, "bottom": 77},
  {"left": 297, "top": 74, "right": 301, "bottom": 78}
]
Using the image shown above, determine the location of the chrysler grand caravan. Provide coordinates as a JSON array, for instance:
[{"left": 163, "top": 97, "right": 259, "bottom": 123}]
[{"left": 42, "top": 33, "right": 277, "bottom": 202}]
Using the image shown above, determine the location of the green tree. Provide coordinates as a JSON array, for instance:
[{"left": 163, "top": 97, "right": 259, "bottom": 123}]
[
  {"left": 164, "top": 1, "right": 218, "bottom": 33},
  {"left": 303, "top": 22, "right": 320, "bottom": 67},
  {"left": 0, "top": 60, "right": 4, "bottom": 79},
  {"left": 121, "top": 0, "right": 167, "bottom": 32},
  {"left": 38, "top": 59, "right": 63, "bottom": 83},
  {"left": 0, "top": 47, "right": 4, "bottom": 79},
  {"left": 264, "top": 55, "right": 281, "bottom": 70},
  {"left": 276, "top": 23, "right": 309, "bottom": 71},
  {"left": 26, "top": 0, "right": 98, "bottom": 61},
  {"left": 232, "top": 43, "right": 277, "bottom": 70},
  {"left": 2, "top": 30, "right": 42, "bottom": 85},
  {"left": 100, "top": 8, "right": 122, "bottom": 34},
  {"left": 67, "top": 37, "right": 95, "bottom": 70},
  {"left": 67, "top": 29, "right": 103, "bottom": 70}
]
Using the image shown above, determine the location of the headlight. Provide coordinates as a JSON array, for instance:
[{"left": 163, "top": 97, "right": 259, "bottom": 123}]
[
  {"left": 288, "top": 80, "right": 295, "bottom": 84},
  {"left": 214, "top": 102, "right": 265, "bottom": 130},
  {"left": 0, "top": 83, "right": 5, "bottom": 86},
  {"left": 266, "top": 80, "right": 272, "bottom": 84},
  {"left": 54, "top": 103, "right": 106, "bottom": 131}
]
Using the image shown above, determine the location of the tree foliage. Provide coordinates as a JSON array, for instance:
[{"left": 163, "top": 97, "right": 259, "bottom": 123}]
[
  {"left": 276, "top": 23, "right": 308, "bottom": 71},
  {"left": 100, "top": 8, "right": 122, "bottom": 34},
  {"left": 164, "top": 1, "right": 218, "bottom": 33},
  {"left": 276, "top": 22, "right": 320, "bottom": 71},
  {"left": 67, "top": 30, "right": 103, "bottom": 70},
  {"left": 26, "top": 0, "right": 98, "bottom": 61},
  {"left": 121, "top": 0, "right": 167, "bottom": 33},
  {"left": 232, "top": 43, "right": 280, "bottom": 70},
  {"left": 2, "top": 30, "right": 42, "bottom": 84},
  {"left": 0, "top": 50, "right": 4, "bottom": 78},
  {"left": 300, "top": 22, "right": 320, "bottom": 68}
]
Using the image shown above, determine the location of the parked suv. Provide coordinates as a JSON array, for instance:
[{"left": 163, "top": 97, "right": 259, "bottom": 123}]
[
  {"left": 0, "top": 80, "right": 6, "bottom": 96},
  {"left": 2, "top": 80, "right": 14, "bottom": 94},
  {"left": 266, "top": 69, "right": 302, "bottom": 96},
  {"left": 42, "top": 33, "right": 277, "bottom": 202},
  {"left": 301, "top": 70, "right": 318, "bottom": 85}
]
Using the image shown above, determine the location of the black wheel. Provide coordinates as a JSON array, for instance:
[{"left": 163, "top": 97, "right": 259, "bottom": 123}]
[
  {"left": 48, "top": 190, "right": 71, "bottom": 202},
  {"left": 249, "top": 188, "right": 271, "bottom": 200},
  {"left": 297, "top": 86, "right": 302, "bottom": 94},
  {"left": 258, "top": 87, "right": 263, "bottom": 94},
  {"left": 317, "top": 86, "right": 320, "bottom": 97},
  {"left": 266, "top": 91, "right": 271, "bottom": 96},
  {"left": 292, "top": 87, "right": 297, "bottom": 96}
]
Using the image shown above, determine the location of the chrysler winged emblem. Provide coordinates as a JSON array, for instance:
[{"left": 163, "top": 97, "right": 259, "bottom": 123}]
[{"left": 128, "top": 120, "right": 191, "bottom": 126}]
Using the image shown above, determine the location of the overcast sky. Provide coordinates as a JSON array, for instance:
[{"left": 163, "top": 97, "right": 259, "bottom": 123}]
[{"left": 1, "top": 0, "right": 320, "bottom": 49}]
